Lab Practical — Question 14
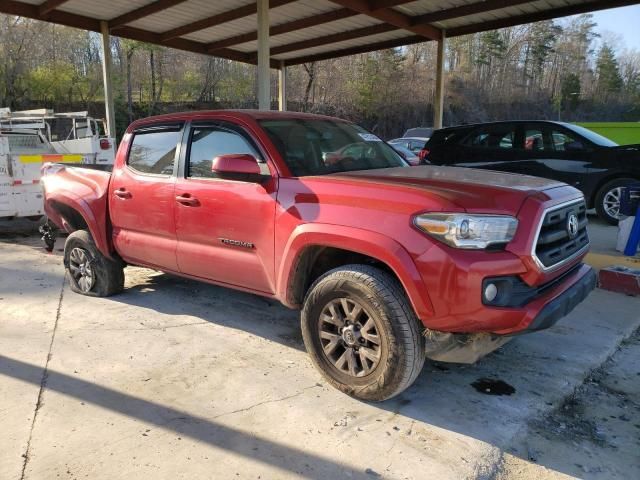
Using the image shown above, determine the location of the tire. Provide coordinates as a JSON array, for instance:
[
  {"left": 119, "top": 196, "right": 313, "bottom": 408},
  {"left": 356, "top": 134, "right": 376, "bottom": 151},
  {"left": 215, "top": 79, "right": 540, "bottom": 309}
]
[
  {"left": 595, "top": 178, "right": 636, "bottom": 225},
  {"left": 301, "top": 265, "right": 425, "bottom": 401},
  {"left": 63, "top": 230, "right": 124, "bottom": 297}
]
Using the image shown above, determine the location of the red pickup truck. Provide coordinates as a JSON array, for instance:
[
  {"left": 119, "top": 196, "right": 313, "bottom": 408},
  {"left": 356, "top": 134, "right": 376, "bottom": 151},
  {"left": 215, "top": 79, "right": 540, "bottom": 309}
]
[{"left": 41, "top": 110, "right": 596, "bottom": 401}]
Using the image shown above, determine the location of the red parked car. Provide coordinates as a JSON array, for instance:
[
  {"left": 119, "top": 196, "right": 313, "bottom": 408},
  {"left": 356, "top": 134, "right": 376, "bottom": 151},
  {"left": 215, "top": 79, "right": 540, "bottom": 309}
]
[{"left": 41, "top": 111, "right": 595, "bottom": 400}]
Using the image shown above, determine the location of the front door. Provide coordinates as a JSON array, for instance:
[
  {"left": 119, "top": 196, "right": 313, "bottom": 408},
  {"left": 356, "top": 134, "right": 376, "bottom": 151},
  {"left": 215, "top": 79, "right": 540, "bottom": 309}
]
[
  {"left": 109, "top": 124, "right": 183, "bottom": 271},
  {"left": 174, "top": 121, "right": 277, "bottom": 294}
]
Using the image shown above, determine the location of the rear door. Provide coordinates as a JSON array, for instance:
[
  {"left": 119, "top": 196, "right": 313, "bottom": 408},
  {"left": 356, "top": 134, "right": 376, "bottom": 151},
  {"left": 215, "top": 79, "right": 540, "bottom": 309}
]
[
  {"left": 174, "top": 121, "right": 277, "bottom": 293},
  {"left": 109, "top": 123, "right": 183, "bottom": 271},
  {"left": 513, "top": 123, "right": 592, "bottom": 190},
  {"left": 448, "top": 123, "right": 523, "bottom": 172}
]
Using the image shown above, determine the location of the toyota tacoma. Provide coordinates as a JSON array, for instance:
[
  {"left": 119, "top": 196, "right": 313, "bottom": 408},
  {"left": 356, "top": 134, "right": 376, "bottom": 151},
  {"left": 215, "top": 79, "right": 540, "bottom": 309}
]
[{"left": 41, "top": 111, "right": 596, "bottom": 401}]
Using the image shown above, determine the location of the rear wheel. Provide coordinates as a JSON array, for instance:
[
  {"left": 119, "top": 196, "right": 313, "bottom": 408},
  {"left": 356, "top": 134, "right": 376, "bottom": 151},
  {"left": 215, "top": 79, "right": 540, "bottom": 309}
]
[
  {"left": 64, "top": 230, "right": 124, "bottom": 297},
  {"left": 301, "top": 265, "right": 425, "bottom": 401},
  {"left": 595, "top": 178, "right": 636, "bottom": 225}
]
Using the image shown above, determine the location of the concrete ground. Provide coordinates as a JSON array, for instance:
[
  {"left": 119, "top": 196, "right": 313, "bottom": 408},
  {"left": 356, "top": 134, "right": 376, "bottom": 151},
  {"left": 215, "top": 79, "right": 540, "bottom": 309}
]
[{"left": 1, "top": 220, "right": 639, "bottom": 480}]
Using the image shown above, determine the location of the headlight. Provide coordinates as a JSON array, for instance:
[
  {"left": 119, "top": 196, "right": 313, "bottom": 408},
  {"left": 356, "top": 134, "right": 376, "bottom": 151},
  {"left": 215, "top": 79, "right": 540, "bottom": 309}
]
[{"left": 414, "top": 213, "right": 518, "bottom": 249}]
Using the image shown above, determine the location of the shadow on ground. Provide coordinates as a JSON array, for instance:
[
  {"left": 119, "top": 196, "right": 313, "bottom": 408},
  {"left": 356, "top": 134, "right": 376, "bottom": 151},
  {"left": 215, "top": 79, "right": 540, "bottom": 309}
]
[{"left": 2, "top": 231, "right": 638, "bottom": 479}]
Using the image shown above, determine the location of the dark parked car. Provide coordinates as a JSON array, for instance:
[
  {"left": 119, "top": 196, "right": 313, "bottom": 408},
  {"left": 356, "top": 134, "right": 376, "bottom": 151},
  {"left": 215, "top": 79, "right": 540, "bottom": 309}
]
[{"left": 423, "top": 121, "right": 640, "bottom": 223}]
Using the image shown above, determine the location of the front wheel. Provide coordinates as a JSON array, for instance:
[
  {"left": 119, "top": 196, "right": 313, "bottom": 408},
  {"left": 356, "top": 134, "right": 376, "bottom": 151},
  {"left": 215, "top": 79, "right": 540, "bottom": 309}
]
[
  {"left": 64, "top": 230, "right": 124, "bottom": 297},
  {"left": 595, "top": 178, "right": 636, "bottom": 225},
  {"left": 301, "top": 265, "right": 425, "bottom": 401}
]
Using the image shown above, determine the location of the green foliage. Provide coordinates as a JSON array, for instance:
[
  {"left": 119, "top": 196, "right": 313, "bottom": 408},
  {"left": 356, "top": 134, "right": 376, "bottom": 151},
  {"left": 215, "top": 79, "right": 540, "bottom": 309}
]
[
  {"left": 596, "top": 43, "right": 624, "bottom": 95},
  {"left": 561, "top": 73, "right": 581, "bottom": 109},
  {"left": 529, "top": 21, "right": 561, "bottom": 77},
  {"left": 0, "top": 11, "right": 637, "bottom": 139},
  {"left": 27, "top": 61, "right": 75, "bottom": 102},
  {"left": 476, "top": 30, "right": 506, "bottom": 65}
]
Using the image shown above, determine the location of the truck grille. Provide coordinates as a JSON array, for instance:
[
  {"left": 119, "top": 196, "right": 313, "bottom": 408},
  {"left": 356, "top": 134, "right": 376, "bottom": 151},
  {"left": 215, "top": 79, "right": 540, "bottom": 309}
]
[{"left": 534, "top": 200, "right": 589, "bottom": 269}]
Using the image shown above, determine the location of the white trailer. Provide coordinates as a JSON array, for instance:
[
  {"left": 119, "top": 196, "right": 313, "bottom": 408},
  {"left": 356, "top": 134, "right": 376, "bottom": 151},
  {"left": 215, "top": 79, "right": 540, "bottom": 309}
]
[
  {"left": 0, "top": 108, "right": 115, "bottom": 165},
  {"left": 0, "top": 128, "right": 94, "bottom": 219}
]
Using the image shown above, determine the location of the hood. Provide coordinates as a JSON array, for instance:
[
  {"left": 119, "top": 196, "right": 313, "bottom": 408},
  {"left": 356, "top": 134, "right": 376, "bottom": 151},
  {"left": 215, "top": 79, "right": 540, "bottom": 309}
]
[{"left": 329, "top": 166, "right": 566, "bottom": 214}]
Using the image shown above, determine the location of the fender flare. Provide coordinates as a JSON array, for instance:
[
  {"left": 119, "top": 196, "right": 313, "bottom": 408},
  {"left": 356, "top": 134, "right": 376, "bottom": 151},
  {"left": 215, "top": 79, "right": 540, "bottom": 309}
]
[
  {"left": 277, "top": 223, "right": 434, "bottom": 320},
  {"left": 44, "top": 191, "right": 114, "bottom": 260}
]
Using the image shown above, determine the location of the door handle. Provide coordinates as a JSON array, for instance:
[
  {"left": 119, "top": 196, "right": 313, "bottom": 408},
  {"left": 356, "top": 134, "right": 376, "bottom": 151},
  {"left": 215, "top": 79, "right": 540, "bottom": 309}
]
[
  {"left": 175, "top": 194, "right": 200, "bottom": 206},
  {"left": 113, "top": 188, "right": 132, "bottom": 199}
]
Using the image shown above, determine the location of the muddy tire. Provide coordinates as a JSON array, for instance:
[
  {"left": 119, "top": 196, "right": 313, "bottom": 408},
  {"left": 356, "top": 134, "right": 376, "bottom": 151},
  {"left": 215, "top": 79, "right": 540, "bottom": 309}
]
[
  {"left": 301, "top": 265, "right": 425, "bottom": 401},
  {"left": 64, "top": 230, "right": 124, "bottom": 297},
  {"left": 595, "top": 178, "right": 636, "bottom": 225}
]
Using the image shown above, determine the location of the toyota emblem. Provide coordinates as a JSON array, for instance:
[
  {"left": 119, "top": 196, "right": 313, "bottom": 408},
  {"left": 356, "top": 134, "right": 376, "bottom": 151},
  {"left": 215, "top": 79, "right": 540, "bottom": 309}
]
[{"left": 566, "top": 213, "right": 579, "bottom": 239}]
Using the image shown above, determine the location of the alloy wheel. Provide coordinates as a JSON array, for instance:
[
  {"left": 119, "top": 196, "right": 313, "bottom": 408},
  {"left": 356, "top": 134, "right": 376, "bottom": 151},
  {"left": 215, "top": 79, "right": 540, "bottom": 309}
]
[
  {"left": 603, "top": 187, "right": 622, "bottom": 219},
  {"left": 318, "top": 297, "right": 381, "bottom": 377},
  {"left": 68, "top": 247, "right": 95, "bottom": 293}
]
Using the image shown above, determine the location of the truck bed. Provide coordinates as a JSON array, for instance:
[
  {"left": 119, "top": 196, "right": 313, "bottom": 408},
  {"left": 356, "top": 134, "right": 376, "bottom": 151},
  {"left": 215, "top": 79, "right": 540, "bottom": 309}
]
[{"left": 41, "top": 162, "right": 113, "bottom": 256}]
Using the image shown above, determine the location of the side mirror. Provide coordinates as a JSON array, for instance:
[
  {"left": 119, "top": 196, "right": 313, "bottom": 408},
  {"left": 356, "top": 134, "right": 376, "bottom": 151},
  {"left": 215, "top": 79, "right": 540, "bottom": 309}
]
[{"left": 211, "top": 154, "right": 266, "bottom": 182}]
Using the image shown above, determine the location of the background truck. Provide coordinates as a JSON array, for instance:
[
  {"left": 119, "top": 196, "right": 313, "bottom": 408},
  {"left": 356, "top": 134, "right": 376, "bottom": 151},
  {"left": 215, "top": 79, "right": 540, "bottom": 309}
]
[
  {"left": 0, "top": 109, "right": 110, "bottom": 221},
  {"left": 0, "top": 108, "right": 115, "bottom": 165},
  {"left": 41, "top": 110, "right": 596, "bottom": 401}
]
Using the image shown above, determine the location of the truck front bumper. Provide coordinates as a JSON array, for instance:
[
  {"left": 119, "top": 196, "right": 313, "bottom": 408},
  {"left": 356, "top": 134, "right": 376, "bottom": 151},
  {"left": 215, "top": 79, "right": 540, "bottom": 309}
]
[
  {"left": 415, "top": 237, "right": 596, "bottom": 334},
  {"left": 515, "top": 264, "right": 596, "bottom": 334},
  {"left": 422, "top": 264, "right": 596, "bottom": 364}
]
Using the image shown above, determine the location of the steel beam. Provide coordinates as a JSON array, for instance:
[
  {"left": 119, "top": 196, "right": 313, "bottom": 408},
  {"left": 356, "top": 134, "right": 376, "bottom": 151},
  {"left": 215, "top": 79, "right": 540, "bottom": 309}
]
[
  {"left": 328, "top": 0, "right": 441, "bottom": 40},
  {"left": 207, "top": 8, "right": 358, "bottom": 52},
  {"left": 160, "top": 0, "right": 295, "bottom": 41},
  {"left": 433, "top": 30, "right": 445, "bottom": 129},
  {"left": 99, "top": 21, "right": 116, "bottom": 138},
  {"left": 257, "top": 0, "right": 271, "bottom": 110},
  {"left": 109, "top": 0, "right": 189, "bottom": 30},
  {"left": 38, "top": 0, "right": 69, "bottom": 16},
  {"left": 278, "top": 61, "right": 287, "bottom": 111}
]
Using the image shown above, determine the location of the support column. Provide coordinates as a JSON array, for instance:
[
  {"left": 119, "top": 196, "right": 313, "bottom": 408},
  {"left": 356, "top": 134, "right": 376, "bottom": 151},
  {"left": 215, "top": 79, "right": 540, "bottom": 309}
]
[
  {"left": 100, "top": 21, "right": 116, "bottom": 138},
  {"left": 433, "top": 30, "right": 446, "bottom": 129},
  {"left": 278, "top": 60, "right": 287, "bottom": 111},
  {"left": 257, "top": 0, "right": 270, "bottom": 110}
]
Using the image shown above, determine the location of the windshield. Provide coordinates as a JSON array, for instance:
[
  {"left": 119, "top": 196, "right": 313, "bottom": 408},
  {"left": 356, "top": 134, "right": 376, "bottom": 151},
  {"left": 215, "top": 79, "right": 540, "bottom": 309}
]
[
  {"left": 565, "top": 124, "right": 618, "bottom": 147},
  {"left": 259, "top": 119, "right": 407, "bottom": 176}
]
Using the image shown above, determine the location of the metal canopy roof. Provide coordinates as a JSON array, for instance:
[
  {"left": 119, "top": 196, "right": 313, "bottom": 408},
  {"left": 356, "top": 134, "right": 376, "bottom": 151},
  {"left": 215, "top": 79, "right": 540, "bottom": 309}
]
[{"left": 2, "top": 0, "right": 637, "bottom": 67}]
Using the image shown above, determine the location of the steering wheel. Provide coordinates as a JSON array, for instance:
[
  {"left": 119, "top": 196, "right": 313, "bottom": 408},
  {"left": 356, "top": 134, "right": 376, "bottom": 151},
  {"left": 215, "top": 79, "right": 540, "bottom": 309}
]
[{"left": 332, "top": 156, "right": 358, "bottom": 170}]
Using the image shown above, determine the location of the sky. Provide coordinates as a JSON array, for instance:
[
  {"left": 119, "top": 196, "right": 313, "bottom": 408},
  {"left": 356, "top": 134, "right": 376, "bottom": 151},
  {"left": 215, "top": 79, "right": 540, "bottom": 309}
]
[{"left": 589, "top": 4, "right": 640, "bottom": 51}]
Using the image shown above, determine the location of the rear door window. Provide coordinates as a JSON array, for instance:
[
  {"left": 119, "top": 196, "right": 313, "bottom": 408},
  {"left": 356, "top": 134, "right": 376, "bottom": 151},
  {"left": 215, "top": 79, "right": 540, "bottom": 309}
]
[
  {"left": 127, "top": 127, "right": 181, "bottom": 176},
  {"left": 524, "top": 128, "right": 544, "bottom": 151},
  {"left": 465, "top": 125, "right": 517, "bottom": 149}
]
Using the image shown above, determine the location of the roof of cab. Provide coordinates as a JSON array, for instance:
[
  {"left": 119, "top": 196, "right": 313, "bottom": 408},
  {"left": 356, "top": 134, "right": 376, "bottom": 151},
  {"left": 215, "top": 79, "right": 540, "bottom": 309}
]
[{"left": 127, "top": 109, "right": 348, "bottom": 132}]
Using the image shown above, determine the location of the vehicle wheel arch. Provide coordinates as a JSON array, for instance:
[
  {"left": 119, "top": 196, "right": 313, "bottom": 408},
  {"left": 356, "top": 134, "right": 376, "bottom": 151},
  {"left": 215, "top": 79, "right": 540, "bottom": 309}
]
[
  {"left": 278, "top": 225, "right": 434, "bottom": 321},
  {"left": 46, "top": 196, "right": 115, "bottom": 260},
  {"left": 49, "top": 199, "right": 89, "bottom": 232},
  {"left": 287, "top": 245, "right": 396, "bottom": 305},
  {"left": 589, "top": 173, "right": 640, "bottom": 209}
]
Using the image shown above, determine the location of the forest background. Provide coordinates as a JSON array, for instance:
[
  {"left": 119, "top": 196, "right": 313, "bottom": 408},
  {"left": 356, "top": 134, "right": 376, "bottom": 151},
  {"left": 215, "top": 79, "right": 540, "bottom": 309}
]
[{"left": 1, "top": 12, "right": 638, "bottom": 139}]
